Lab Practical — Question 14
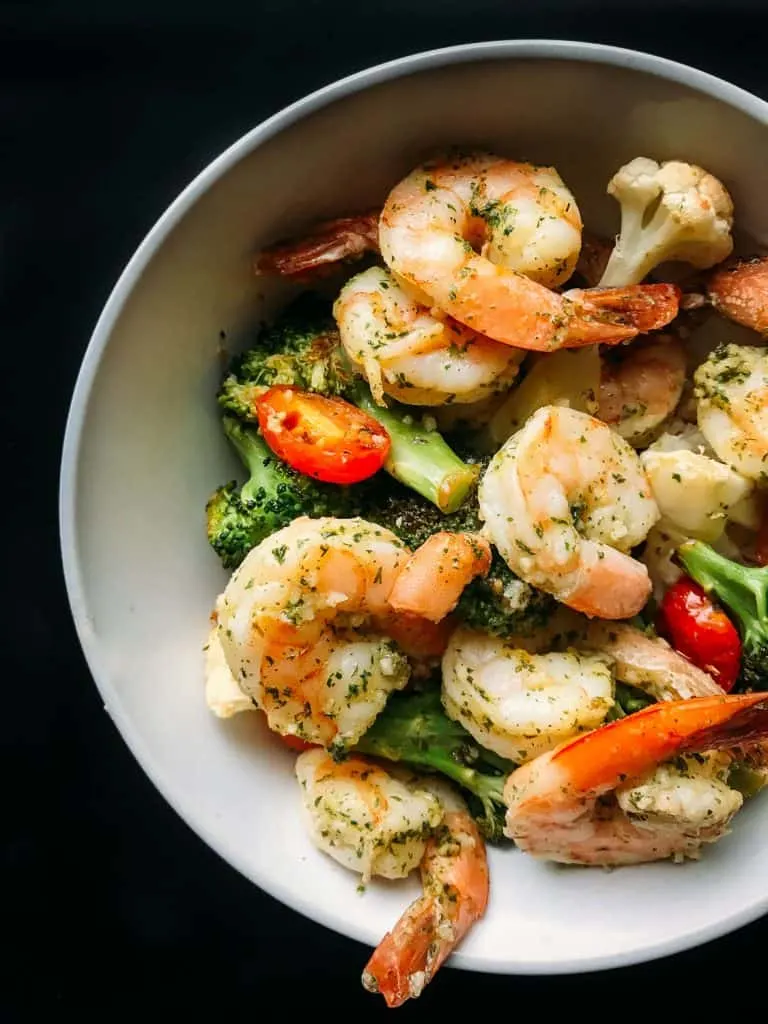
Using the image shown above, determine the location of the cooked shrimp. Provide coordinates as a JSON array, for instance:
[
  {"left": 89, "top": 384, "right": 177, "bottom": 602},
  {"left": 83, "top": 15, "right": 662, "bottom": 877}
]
[
  {"left": 216, "top": 517, "right": 415, "bottom": 750},
  {"left": 707, "top": 254, "right": 768, "bottom": 335},
  {"left": 695, "top": 343, "right": 768, "bottom": 482},
  {"left": 296, "top": 750, "right": 488, "bottom": 1007},
  {"left": 581, "top": 621, "right": 722, "bottom": 699},
  {"left": 379, "top": 151, "right": 681, "bottom": 351},
  {"left": 254, "top": 210, "right": 380, "bottom": 278},
  {"left": 478, "top": 406, "right": 660, "bottom": 619},
  {"left": 504, "top": 693, "right": 768, "bottom": 866},
  {"left": 441, "top": 625, "right": 615, "bottom": 763},
  {"left": 597, "top": 336, "right": 686, "bottom": 445},
  {"left": 362, "top": 782, "right": 489, "bottom": 1007},
  {"left": 295, "top": 749, "right": 444, "bottom": 882},
  {"left": 388, "top": 532, "right": 492, "bottom": 623},
  {"left": 334, "top": 266, "right": 524, "bottom": 405}
]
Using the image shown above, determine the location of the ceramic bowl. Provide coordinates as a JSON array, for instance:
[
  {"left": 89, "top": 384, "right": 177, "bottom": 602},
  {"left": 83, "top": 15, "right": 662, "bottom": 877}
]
[{"left": 60, "top": 40, "right": 768, "bottom": 974}]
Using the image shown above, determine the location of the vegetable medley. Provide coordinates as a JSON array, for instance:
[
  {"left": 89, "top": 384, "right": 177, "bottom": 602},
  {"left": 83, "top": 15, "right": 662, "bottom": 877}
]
[{"left": 203, "top": 150, "right": 768, "bottom": 1008}]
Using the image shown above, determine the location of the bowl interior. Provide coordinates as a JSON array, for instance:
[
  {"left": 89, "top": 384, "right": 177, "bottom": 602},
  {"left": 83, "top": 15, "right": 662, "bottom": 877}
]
[{"left": 63, "top": 48, "right": 768, "bottom": 973}]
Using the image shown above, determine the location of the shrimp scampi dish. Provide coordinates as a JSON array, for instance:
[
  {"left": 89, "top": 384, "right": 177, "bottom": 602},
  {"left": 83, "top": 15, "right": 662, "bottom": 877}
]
[{"left": 203, "top": 146, "right": 768, "bottom": 1005}]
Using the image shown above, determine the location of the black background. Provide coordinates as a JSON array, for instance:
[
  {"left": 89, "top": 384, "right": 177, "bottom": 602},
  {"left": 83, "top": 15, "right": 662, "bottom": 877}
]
[{"left": 5, "top": 1, "right": 768, "bottom": 1017}]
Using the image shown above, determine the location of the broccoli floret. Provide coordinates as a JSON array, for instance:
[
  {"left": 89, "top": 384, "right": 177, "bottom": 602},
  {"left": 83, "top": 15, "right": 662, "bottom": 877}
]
[
  {"left": 677, "top": 540, "right": 768, "bottom": 690},
  {"left": 606, "top": 682, "right": 656, "bottom": 722},
  {"left": 354, "top": 686, "right": 513, "bottom": 843},
  {"left": 362, "top": 480, "right": 555, "bottom": 637},
  {"left": 457, "top": 555, "right": 555, "bottom": 638},
  {"left": 220, "top": 324, "right": 353, "bottom": 420},
  {"left": 598, "top": 157, "right": 734, "bottom": 287},
  {"left": 219, "top": 295, "right": 476, "bottom": 512},
  {"left": 206, "top": 416, "right": 357, "bottom": 568}
]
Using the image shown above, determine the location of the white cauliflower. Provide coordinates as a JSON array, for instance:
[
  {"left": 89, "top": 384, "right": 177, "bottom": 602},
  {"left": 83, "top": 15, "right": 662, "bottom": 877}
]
[
  {"left": 598, "top": 157, "right": 734, "bottom": 287},
  {"left": 204, "top": 626, "right": 255, "bottom": 719},
  {"left": 641, "top": 446, "right": 753, "bottom": 542}
]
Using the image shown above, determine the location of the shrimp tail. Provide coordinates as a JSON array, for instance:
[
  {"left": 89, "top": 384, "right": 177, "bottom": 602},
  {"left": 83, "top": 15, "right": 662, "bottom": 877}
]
[
  {"left": 564, "top": 283, "right": 682, "bottom": 346},
  {"left": 363, "top": 810, "right": 489, "bottom": 1007},
  {"left": 254, "top": 211, "right": 380, "bottom": 278},
  {"left": 362, "top": 895, "right": 442, "bottom": 1008},
  {"left": 551, "top": 692, "right": 768, "bottom": 798},
  {"left": 707, "top": 254, "right": 768, "bottom": 334}
]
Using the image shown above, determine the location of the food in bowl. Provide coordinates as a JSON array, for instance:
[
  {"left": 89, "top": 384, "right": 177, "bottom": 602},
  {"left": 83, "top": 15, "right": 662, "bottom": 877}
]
[{"left": 204, "top": 148, "right": 768, "bottom": 1006}]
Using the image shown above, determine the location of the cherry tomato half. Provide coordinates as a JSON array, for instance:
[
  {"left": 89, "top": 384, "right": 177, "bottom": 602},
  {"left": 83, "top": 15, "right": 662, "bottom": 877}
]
[
  {"left": 256, "top": 386, "right": 390, "bottom": 485},
  {"left": 657, "top": 577, "right": 741, "bottom": 692}
]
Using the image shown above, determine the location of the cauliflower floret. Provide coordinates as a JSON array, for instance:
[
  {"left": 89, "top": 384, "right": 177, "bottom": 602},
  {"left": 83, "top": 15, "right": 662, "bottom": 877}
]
[
  {"left": 598, "top": 157, "right": 734, "bottom": 287},
  {"left": 204, "top": 626, "right": 255, "bottom": 719},
  {"left": 641, "top": 444, "right": 753, "bottom": 542}
]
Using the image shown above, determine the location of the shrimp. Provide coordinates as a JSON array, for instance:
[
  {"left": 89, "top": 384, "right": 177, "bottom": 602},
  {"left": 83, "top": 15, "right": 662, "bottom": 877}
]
[
  {"left": 254, "top": 210, "right": 380, "bottom": 279},
  {"left": 581, "top": 621, "right": 723, "bottom": 699},
  {"left": 333, "top": 266, "right": 524, "bottom": 406},
  {"left": 504, "top": 692, "right": 768, "bottom": 866},
  {"left": 378, "top": 151, "right": 681, "bottom": 351},
  {"left": 295, "top": 749, "right": 444, "bottom": 882},
  {"left": 295, "top": 750, "right": 489, "bottom": 1007},
  {"left": 597, "top": 336, "right": 686, "bottom": 445},
  {"left": 441, "top": 625, "right": 615, "bottom": 763},
  {"left": 388, "top": 532, "right": 492, "bottom": 623},
  {"left": 707, "top": 254, "right": 768, "bottom": 335},
  {"left": 694, "top": 343, "right": 768, "bottom": 482},
  {"left": 362, "top": 783, "right": 489, "bottom": 1007},
  {"left": 215, "top": 517, "right": 416, "bottom": 750},
  {"left": 478, "top": 406, "right": 660, "bottom": 619},
  {"left": 440, "top": 615, "right": 720, "bottom": 766}
]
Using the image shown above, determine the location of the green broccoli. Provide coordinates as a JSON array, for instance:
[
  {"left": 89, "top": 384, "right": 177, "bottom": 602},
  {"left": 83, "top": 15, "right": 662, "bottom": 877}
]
[
  {"left": 677, "top": 540, "right": 768, "bottom": 690},
  {"left": 606, "top": 682, "right": 656, "bottom": 721},
  {"left": 362, "top": 480, "right": 556, "bottom": 638},
  {"left": 354, "top": 686, "right": 513, "bottom": 843},
  {"left": 206, "top": 416, "right": 358, "bottom": 569},
  {"left": 218, "top": 296, "right": 476, "bottom": 513}
]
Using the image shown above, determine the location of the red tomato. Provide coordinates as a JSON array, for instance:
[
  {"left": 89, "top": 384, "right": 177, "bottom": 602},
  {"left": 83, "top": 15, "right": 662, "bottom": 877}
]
[
  {"left": 256, "top": 386, "right": 390, "bottom": 485},
  {"left": 279, "top": 734, "right": 315, "bottom": 753},
  {"left": 657, "top": 577, "right": 741, "bottom": 691}
]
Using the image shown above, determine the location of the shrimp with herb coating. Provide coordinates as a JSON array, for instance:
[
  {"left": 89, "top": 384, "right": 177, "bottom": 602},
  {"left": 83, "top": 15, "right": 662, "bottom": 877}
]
[
  {"left": 379, "top": 151, "right": 681, "bottom": 351},
  {"left": 479, "top": 406, "right": 660, "bottom": 619},
  {"left": 334, "top": 265, "right": 524, "bottom": 406},
  {"left": 695, "top": 343, "right": 768, "bottom": 482}
]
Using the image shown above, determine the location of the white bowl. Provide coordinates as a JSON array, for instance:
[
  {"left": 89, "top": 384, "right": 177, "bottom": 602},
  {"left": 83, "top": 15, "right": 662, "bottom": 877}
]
[{"left": 60, "top": 40, "right": 768, "bottom": 975}]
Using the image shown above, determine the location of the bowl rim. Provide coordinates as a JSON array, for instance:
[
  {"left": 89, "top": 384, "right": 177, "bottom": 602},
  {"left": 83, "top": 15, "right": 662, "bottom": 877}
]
[{"left": 59, "top": 39, "right": 768, "bottom": 975}]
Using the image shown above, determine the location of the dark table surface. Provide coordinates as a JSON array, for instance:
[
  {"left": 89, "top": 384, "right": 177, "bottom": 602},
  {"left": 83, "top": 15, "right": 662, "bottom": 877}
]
[{"left": 6, "top": 0, "right": 768, "bottom": 1016}]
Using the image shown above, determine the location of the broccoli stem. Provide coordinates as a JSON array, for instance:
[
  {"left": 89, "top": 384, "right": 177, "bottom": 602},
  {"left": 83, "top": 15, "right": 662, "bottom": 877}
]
[
  {"left": 677, "top": 541, "right": 768, "bottom": 633},
  {"left": 221, "top": 415, "right": 273, "bottom": 501},
  {"left": 677, "top": 540, "right": 768, "bottom": 689},
  {"left": 352, "top": 383, "right": 477, "bottom": 514},
  {"left": 353, "top": 687, "right": 511, "bottom": 840}
]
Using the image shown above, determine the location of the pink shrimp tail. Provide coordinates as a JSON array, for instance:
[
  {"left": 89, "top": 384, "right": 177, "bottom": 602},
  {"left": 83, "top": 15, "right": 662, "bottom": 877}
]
[
  {"left": 564, "top": 283, "right": 682, "bottom": 347},
  {"left": 707, "top": 254, "right": 768, "bottom": 334},
  {"left": 550, "top": 692, "right": 768, "bottom": 797},
  {"left": 362, "top": 896, "right": 440, "bottom": 1008},
  {"left": 363, "top": 811, "right": 489, "bottom": 1007},
  {"left": 254, "top": 211, "right": 380, "bottom": 278}
]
